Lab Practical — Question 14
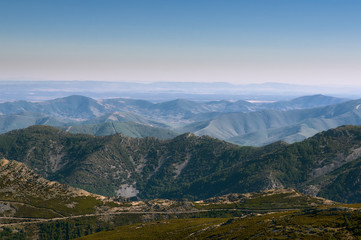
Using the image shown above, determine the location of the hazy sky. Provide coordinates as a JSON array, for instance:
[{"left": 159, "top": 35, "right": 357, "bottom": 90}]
[{"left": 0, "top": 0, "right": 360, "bottom": 85}]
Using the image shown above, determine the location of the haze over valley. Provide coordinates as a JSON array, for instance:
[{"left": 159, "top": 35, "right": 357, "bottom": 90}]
[{"left": 0, "top": 89, "right": 359, "bottom": 146}]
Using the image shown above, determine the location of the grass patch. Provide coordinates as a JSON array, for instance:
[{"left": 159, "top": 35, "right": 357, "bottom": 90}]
[
  {"left": 77, "top": 207, "right": 361, "bottom": 239},
  {"left": 77, "top": 218, "right": 227, "bottom": 240}
]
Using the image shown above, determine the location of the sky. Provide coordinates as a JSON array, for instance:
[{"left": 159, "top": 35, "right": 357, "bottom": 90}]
[{"left": 0, "top": 0, "right": 360, "bottom": 86}]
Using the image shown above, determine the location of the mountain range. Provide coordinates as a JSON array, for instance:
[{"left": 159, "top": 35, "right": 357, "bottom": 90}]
[
  {"left": 1, "top": 125, "right": 361, "bottom": 203},
  {"left": 181, "top": 98, "right": 361, "bottom": 146},
  {"left": 2, "top": 81, "right": 355, "bottom": 102},
  {"left": 0, "top": 94, "right": 358, "bottom": 146}
]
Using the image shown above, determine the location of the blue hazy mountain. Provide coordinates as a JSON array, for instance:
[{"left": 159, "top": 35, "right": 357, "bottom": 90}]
[
  {"left": 0, "top": 94, "right": 353, "bottom": 145},
  {"left": 61, "top": 122, "right": 178, "bottom": 139},
  {"left": 0, "top": 112, "right": 66, "bottom": 134},
  {"left": 0, "top": 81, "right": 357, "bottom": 102},
  {"left": 180, "top": 98, "right": 361, "bottom": 146}
]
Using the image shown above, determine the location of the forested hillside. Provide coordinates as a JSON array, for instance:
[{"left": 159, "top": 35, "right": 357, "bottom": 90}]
[{"left": 1, "top": 125, "right": 361, "bottom": 203}]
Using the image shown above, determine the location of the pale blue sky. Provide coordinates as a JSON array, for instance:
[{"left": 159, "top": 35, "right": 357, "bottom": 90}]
[{"left": 0, "top": 0, "right": 360, "bottom": 85}]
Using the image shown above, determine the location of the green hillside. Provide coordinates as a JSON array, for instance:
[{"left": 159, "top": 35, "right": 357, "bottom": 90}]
[
  {"left": 78, "top": 206, "right": 361, "bottom": 240},
  {"left": 0, "top": 126, "right": 246, "bottom": 198},
  {"left": 61, "top": 121, "right": 178, "bottom": 139},
  {"left": 76, "top": 189, "right": 359, "bottom": 240},
  {"left": 0, "top": 112, "right": 66, "bottom": 134},
  {"left": 0, "top": 159, "right": 111, "bottom": 218},
  {"left": 0, "top": 187, "right": 343, "bottom": 240},
  {"left": 1, "top": 125, "right": 361, "bottom": 203}
]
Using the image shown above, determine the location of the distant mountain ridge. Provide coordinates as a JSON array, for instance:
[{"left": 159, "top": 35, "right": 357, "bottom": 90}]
[
  {"left": 265, "top": 94, "right": 350, "bottom": 110},
  {"left": 0, "top": 94, "right": 352, "bottom": 146},
  {"left": 0, "top": 94, "right": 348, "bottom": 120},
  {"left": 0, "top": 81, "right": 356, "bottom": 102},
  {"left": 181, "top": 98, "right": 361, "bottom": 146},
  {"left": 61, "top": 121, "right": 177, "bottom": 139}
]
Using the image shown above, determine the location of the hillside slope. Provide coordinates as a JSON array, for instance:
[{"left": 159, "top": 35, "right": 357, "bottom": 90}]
[
  {"left": 0, "top": 158, "right": 108, "bottom": 218},
  {"left": 0, "top": 126, "right": 246, "bottom": 198},
  {"left": 61, "top": 121, "right": 178, "bottom": 139},
  {"left": 1, "top": 125, "right": 361, "bottom": 203},
  {"left": 79, "top": 207, "right": 361, "bottom": 240},
  {"left": 0, "top": 112, "right": 66, "bottom": 134}
]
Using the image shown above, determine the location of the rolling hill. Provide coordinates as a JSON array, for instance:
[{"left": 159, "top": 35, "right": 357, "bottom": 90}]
[
  {"left": 62, "top": 121, "right": 178, "bottom": 139},
  {"left": 0, "top": 112, "right": 66, "bottom": 134},
  {"left": 262, "top": 94, "right": 349, "bottom": 110},
  {"left": 180, "top": 98, "right": 361, "bottom": 146},
  {"left": 0, "top": 95, "right": 107, "bottom": 121},
  {"left": 0, "top": 94, "right": 348, "bottom": 128}
]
